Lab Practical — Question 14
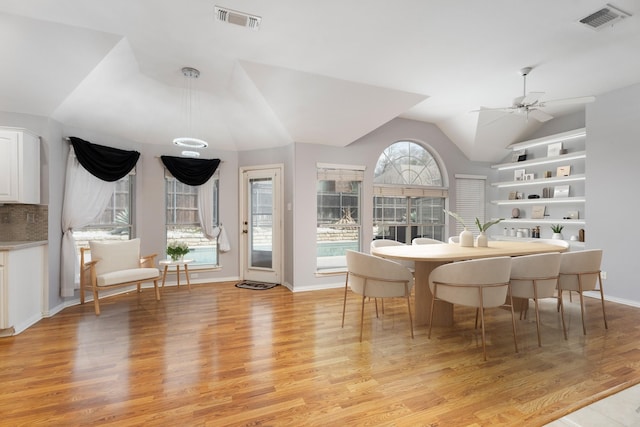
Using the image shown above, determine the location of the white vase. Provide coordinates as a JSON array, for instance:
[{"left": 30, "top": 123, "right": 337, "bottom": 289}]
[
  {"left": 476, "top": 231, "right": 488, "bottom": 247},
  {"left": 552, "top": 233, "right": 564, "bottom": 240},
  {"left": 459, "top": 227, "right": 474, "bottom": 247}
]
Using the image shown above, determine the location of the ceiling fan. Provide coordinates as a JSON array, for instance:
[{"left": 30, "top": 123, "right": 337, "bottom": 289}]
[{"left": 477, "top": 67, "right": 595, "bottom": 123}]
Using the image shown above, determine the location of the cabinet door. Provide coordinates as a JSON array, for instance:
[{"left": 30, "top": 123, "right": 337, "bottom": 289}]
[{"left": 0, "top": 131, "right": 18, "bottom": 202}]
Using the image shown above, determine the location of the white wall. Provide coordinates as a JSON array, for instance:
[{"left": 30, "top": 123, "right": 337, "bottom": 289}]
[
  {"left": 290, "top": 117, "right": 492, "bottom": 291},
  {"left": 587, "top": 83, "right": 640, "bottom": 304}
]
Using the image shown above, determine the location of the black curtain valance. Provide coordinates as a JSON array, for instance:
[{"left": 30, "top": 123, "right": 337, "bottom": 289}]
[
  {"left": 161, "top": 156, "right": 221, "bottom": 186},
  {"left": 69, "top": 137, "right": 140, "bottom": 182}
]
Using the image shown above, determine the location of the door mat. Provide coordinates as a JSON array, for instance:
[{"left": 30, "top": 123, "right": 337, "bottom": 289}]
[{"left": 235, "top": 281, "right": 278, "bottom": 290}]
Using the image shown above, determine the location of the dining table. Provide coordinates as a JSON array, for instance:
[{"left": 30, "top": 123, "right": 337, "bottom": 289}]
[{"left": 370, "top": 240, "right": 568, "bottom": 326}]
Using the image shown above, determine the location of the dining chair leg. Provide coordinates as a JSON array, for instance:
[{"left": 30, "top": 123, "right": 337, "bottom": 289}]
[
  {"left": 478, "top": 287, "right": 487, "bottom": 361},
  {"left": 360, "top": 295, "right": 366, "bottom": 342},
  {"left": 341, "top": 273, "right": 349, "bottom": 328},
  {"left": 375, "top": 298, "right": 379, "bottom": 318},
  {"left": 577, "top": 275, "right": 587, "bottom": 335},
  {"left": 598, "top": 273, "right": 608, "bottom": 330},
  {"left": 533, "top": 281, "right": 542, "bottom": 347},
  {"left": 405, "top": 284, "right": 414, "bottom": 339},
  {"left": 428, "top": 285, "right": 437, "bottom": 339},
  {"left": 507, "top": 285, "right": 518, "bottom": 354},
  {"left": 558, "top": 288, "right": 567, "bottom": 340}
]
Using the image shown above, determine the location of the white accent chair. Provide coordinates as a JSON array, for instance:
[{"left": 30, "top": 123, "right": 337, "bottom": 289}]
[
  {"left": 448, "top": 236, "right": 459, "bottom": 244},
  {"left": 429, "top": 256, "right": 516, "bottom": 360},
  {"left": 509, "top": 253, "right": 565, "bottom": 346},
  {"left": 370, "top": 239, "right": 414, "bottom": 271},
  {"left": 557, "top": 249, "right": 608, "bottom": 335},
  {"left": 342, "top": 250, "right": 414, "bottom": 341},
  {"left": 531, "top": 239, "right": 570, "bottom": 251},
  {"left": 80, "top": 238, "right": 161, "bottom": 315},
  {"left": 412, "top": 237, "right": 445, "bottom": 245}
]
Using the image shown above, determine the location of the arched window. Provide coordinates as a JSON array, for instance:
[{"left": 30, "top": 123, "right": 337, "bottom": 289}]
[{"left": 373, "top": 141, "right": 448, "bottom": 243}]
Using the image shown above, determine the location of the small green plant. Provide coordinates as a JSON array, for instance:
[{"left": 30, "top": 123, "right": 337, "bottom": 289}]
[
  {"left": 443, "top": 209, "right": 467, "bottom": 228},
  {"left": 550, "top": 224, "right": 564, "bottom": 233},
  {"left": 167, "top": 241, "right": 190, "bottom": 261},
  {"left": 475, "top": 217, "right": 505, "bottom": 232}
]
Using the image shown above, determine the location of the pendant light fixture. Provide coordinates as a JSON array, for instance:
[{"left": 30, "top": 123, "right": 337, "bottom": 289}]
[{"left": 173, "top": 66, "right": 208, "bottom": 149}]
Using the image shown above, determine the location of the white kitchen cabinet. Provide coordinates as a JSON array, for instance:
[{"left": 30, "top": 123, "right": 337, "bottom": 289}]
[
  {"left": 0, "top": 244, "right": 46, "bottom": 335},
  {"left": 0, "top": 127, "right": 41, "bottom": 204}
]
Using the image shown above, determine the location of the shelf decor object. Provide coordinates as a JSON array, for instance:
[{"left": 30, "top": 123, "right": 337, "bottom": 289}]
[{"left": 490, "top": 128, "right": 586, "bottom": 241}]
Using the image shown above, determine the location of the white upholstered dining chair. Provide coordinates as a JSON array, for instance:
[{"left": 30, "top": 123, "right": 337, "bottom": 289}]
[
  {"left": 557, "top": 249, "right": 607, "bottom": 335},
  {"left": 342, "top": 250, "right": 414, "bottom": 341},
  {"left": 509, "top": 252, "right": 565, "bottom": 346},
  {"left": 370, "top": 239, "right": 414, "bottom": 271},
  {"left": 428, "top": 256, "right": 515, "bottom": 360},
  {"left": 412, "top": 237, "right": 445, "bottom": 245}
]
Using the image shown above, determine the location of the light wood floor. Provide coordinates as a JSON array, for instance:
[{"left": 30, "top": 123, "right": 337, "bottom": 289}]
[{"left": 1, "top": 282, "right": 639, "bottom": 426}]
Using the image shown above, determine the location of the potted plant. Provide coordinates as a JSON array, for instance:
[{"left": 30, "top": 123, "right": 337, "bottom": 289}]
[
  {"left": 443, "top": 209, "right": 473, "bottom": 247},
  {"left": 167, "top": 241, "right": 190, "bottom": 261},
  {"left": 550, "top": 224, "right": 564, "bottom": 240},
  {"left": 474, "top": 217, "right": 505, "bottom": 247}
]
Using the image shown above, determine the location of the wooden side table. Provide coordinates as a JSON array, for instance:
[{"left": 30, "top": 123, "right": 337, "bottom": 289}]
[{"left": 159, "top": 259, "right": 194, "bottom": 291}]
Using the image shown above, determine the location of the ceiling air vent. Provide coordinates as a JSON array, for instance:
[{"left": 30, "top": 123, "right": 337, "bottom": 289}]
[
  {"left": 214, "top": 6, "right": 261, "bottom": 30},
  {"left": 579, "top": 3, "right": 632, "bottom": 31}
]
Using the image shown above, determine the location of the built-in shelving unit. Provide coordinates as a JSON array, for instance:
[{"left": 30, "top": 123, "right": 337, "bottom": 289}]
[{"left": 489, "top": 128, "right": 587, "bottom": 242}]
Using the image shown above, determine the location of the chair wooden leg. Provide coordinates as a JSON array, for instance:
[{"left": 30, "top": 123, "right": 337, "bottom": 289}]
[
  {"left": 507, "top": 285, "right": 518, "bottom": 354},
  {"left": 533, "top": 281, "right": 542, "bottom": 347},
  {"left": 375, "top": 298, "right": 379, "bottom": 318},
  {"left": 405, "top": 283, "right": 414, "bottom": 339},
  {"left": 598, "top": 273, "right": 608, "bottom": 330},
  {"left": 428, "top": 284, "right": 437, "bottom": 339},
  {"left": 577, "top": 275, "right": 587, "bottom": 335},
  {"left": 360, "top": 296, "right": 366, "bottom": 342},
  {"left": 154, "top": 280, "right": 160, "bottom": 301},
  {"left": 92, "top": 286, "right": 101, "bottom": 316},
  {"left": 341, "top": 273, "right": 349, "bottom": 328},
  {"left": 558, "top": 288, "right": 568, "bottom": 340},
  {"left": 478, "top": 287, "right": 487, "bottom": 361}
]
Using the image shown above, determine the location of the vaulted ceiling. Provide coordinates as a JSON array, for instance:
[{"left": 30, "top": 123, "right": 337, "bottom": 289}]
[{"left": 1, "top": 0, "right": 639, "bottom": 161}]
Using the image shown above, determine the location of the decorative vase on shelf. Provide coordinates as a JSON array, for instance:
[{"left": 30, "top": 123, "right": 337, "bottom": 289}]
[
  {"left": 476, "top": 231, "right": 488, "bottom": 247},
  {"left": 459, "top": 228, "right": 474, "bottom": 247},
  {"left": 552, "top": 233, "right": 564, "bottom": 240}
]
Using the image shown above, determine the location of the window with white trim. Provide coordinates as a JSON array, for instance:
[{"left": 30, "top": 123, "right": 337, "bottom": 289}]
[
  {"left": 373, "top": 141, "right": 447, "bottom": 243},
  {"left": 165, "top": 172, "right": 219, "bottom": 265},
  {"left": 73, "top": 173, "right": 133, "bottom": 249},
  {"left": 454, "top": 175, "right": 486, "bottom": 236},
  {"left": 316, "top": 164, "right": 363, "bottom": 272}
]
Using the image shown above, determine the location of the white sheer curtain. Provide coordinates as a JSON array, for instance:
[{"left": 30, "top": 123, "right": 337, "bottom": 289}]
[
  {"left": 60, "top": 148, "right": 115, "bottom": 297},
  {"left": 197, "top": 178, "right": 230, "bottom": 252}
]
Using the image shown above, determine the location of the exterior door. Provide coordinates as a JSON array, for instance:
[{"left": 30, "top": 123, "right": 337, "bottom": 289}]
[{"left": 240, "top": 166, "right": 282, "bottom": 284}]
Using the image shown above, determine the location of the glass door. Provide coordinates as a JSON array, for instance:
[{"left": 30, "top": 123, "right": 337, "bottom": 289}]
[{"left": 240, "top": 166, "right": 282, "bottom": 284}]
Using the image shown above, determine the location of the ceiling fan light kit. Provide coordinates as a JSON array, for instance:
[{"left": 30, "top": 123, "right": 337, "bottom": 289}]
[{"left": 477, "top": 66, "right": 595, "bottom": 124}]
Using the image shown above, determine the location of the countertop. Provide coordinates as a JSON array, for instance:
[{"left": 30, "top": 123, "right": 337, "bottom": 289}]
[{"left": 0, "top": 241, "right": 48, "bottom": 250}]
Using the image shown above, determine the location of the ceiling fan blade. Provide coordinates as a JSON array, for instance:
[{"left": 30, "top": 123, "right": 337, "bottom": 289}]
[
  {"left": 521, "top": 91, "right": 544, "bottom": 105},
  {"left": 539, "top": 96, "right": 596, "bottom": 107},
  {"left": 470, "top": 106, "right": 515, "bottom": 113},
  {"left": 528, "top": 109, "right": 554, "bottom": 122}
]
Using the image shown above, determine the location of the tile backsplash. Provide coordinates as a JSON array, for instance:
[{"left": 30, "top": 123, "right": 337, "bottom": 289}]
[{"left": 0, "top": 204, "right": 48, "bottom": 241}]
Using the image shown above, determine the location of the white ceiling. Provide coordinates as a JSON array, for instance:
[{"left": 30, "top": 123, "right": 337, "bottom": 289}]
[{"left": 1, "top": 0, "right": 639, "bottom": 161}]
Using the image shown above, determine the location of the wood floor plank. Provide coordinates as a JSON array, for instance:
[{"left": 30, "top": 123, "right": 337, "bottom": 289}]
[{"left": 1, "top": 282, "right": 639, "bottom": 426}]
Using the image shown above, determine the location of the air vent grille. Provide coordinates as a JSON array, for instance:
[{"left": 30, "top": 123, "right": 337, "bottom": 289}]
[
  {"left": 579, "top": 3, "right": 632, "bottom": 30},
  {"left": 214, "top": 6, "right": 261, "bottom": 30}
]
